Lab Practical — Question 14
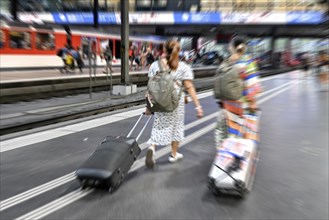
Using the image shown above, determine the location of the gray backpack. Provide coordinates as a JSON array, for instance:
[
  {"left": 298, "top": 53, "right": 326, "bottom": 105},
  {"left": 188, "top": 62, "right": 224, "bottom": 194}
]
[
  {"left": 146, "top": 60, "right": 182, "bottom": 112},
  {"left": 214, "top": 60, "right": 243, "bottom": 100}
]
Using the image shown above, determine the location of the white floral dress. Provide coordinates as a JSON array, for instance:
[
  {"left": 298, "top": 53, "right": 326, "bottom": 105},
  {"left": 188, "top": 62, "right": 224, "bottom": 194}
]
[{"left": 147, "top": 61, "right": 194, "bottom": 146}]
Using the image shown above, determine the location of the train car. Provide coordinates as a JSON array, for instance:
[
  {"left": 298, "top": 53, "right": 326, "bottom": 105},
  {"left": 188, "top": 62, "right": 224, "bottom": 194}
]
[{"left": 0, "top": 20, "right": 166, "bottom": 70}]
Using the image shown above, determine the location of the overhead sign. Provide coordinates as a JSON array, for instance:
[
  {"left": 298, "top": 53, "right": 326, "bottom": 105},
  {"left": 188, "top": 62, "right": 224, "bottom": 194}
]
[
  {"left": 98, "top": 12, "right": 117, "bottom": 24},
  {"left": 286, "top": 11, "right": 324, "bottom": 24},
  {"left": 221, "top": 12, "right": 286, "bottom": 24},
  {"left": 173, "top": 12, "right": 221, "bottom": 24},
  {"left": 18, "top": 12, "right": 55, "bottom": 24},
  {"left": 129, "top": 12, "right": 174, "bottom": 24},
  {"left": 52, "top": 12, "right": 94, "bottom": 24},
  {"left": 45, "top": 11, "right": 326, "bottom": 25}
]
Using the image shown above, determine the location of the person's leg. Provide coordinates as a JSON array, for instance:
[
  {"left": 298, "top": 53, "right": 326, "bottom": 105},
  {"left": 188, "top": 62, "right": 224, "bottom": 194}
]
[
  {"left": 78, "top": 59, "right": 83, "bottom": 73},
  {"left": 129, "top": 57, "right": 132, "bottom": 70},
  {"left": 103, "top": 59, "right": 108, "bottom": 73},
  {"left": 168, "top": 141, "right": 183, "bottom": 163},
  {"left": 145, "top": 144, "right": 156, "bottom": 168},
  {"left": 109, "top": 61, "right": 113, "bottom": 73},
  {"left": 62, "top": 59, "right": 67, "bottom": 72}
]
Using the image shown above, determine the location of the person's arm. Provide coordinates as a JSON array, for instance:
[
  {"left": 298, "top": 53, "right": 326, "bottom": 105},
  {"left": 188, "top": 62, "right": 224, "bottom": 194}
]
[
  {"left": 144, "top": 62, "right": 156, "bottom": 115},
  {"left": 184, "top": 80, "right": 203, "bottom": 118}
]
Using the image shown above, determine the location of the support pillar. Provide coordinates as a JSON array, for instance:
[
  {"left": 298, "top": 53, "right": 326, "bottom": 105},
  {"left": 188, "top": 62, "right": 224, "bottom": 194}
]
[
  {"left": 120, "top": 0, "right": 129, "bottom": 85},
  {"left": 113, "top": 0, "right": 136, "bottom": 95},
  {"left": 11, "top": 0, "right": 18, "bottom": 21},
  {"left": 269, "top": 27, "right": 277, "bottom": 69},
  {"left": 93, "top": 0, "right": 99, "bottom": 28}
]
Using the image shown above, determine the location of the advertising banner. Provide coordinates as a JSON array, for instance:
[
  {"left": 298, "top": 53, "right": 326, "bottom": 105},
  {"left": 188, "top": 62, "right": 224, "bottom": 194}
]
[
  {"left": 221, "top": 11, "right": 286, "bottom": 24},
  {"left": 98, "top": 12, "right": 117, "bottom": 24},
  {"left": 52, "top": 12, "right": 174, "bottom": 25},
  {"left": 173, "top": 12, "right": 221, "bottom": 24},
  {"left": 47, "top": 11, "right": 326, "bottom": 25},
  {"left": 52, "top": 12, "right": 94, "bottom": 24},
  {"left": 18, "top": 12, "right": 54, "bottom": 24},
  {"left": 129, "top": 12, "right": 174, "bottom": 24},
  {"left": 286, "top": 11, "right": 324, "bottom": 24}
]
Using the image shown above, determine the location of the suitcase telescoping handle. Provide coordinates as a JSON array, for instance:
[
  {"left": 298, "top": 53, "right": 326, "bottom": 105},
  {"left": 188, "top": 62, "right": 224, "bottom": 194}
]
[{"left": 127, "top": 113, "right": 153, "bottom": 142}]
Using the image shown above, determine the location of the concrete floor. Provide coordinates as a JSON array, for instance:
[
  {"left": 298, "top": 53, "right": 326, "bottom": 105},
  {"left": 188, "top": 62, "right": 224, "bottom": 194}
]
[{"left": 0, "top": 71, "right": 328, "bottom": 220}]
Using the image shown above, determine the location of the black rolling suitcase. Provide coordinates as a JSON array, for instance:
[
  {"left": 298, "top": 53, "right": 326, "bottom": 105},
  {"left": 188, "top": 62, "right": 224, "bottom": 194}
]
[{"left": 76, "top": 113, "right": 152, "bottom": 192}]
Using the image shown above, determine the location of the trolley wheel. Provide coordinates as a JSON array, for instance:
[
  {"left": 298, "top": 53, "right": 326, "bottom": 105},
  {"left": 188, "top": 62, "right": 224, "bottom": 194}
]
[
  {"left": 237, "top": 187, "right": 249, "bottom": 199},
  {"left": 81, "top": 181, "right": 88, "bottom": 190},
  {"left": 208, "top": 180, "right": 221, "bottom": 196}
]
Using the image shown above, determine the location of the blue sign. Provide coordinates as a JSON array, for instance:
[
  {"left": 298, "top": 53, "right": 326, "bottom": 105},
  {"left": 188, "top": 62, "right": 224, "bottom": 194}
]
[
  {"left": 52, "top": 13, "right": 94, "bottom": 24},
  {"left": 52, "top": 12, "right": 117, "bottom": 24},
  {"left": 287, "top": 11, "right": 324, "bottom": 24},
  {"left": 98, "top": 13, "right": 117, "bottom": 24},
  {"left": 174, "top": 12, "right": 221, "bottom": 24}
]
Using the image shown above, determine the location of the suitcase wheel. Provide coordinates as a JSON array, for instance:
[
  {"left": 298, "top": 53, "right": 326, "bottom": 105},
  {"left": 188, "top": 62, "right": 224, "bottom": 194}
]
[
  {"left": 235, "top": 180, "right": 248, "bottom": 199},
  {"left": 234, "top": 180, "right": 245, "bottom": 190},
  {"left": 81, "top": 180, "right": 88, "bottom": 190},
  {"left": 208, "top": 178, "right": 220, "bottom": 196},
  {"left": 237, "top": 188, "right": 248, "bottom": 199}
]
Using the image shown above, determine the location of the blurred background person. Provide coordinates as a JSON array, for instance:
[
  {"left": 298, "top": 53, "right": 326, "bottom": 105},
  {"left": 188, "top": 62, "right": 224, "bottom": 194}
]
[
  {"left": 145, "top": 47, "right": 154, "bottom": 68},
  {"left": 101, "top": 45, "right": 113, "bottom": 74},
  {"left": 301, "top": 52, "right": 311, "bottom": 78},
  {"left": 129, "top": 45, "right": 135, "bottom": 70},
  {"left": 134, "top": 50, "right": 142, "bottom": 71},
  {"left": 76, "top": 46, "right": 84, "bottom": 73},
  {"left": 317, "top": 50, "right": 329, "bottom": 91},
  {"left": 57, "top": 45, "right": 69, "bottom": 73},
  {"left": 65, "top": 51, "right": 75, "bottom": 73}
]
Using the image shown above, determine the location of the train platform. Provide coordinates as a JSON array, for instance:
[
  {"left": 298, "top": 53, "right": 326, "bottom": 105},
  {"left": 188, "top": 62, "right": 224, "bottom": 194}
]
[
  {"left": 0, "top": 66, "right": 304, "bottom": 135},
  {"left": 0, "top": 64, "right": 221, "bottom": 104},
  {"left": 0, "top": 69, "right": 327, "bottom": 220},
  {"left": 0, "top": 65, "right": 302, "bottom": 135},
  {"left": 0, "top": 66, "right": 143, "bottom": 82},
  {"left": 0, "top": 65, "right": 296, "bottom": 82}
]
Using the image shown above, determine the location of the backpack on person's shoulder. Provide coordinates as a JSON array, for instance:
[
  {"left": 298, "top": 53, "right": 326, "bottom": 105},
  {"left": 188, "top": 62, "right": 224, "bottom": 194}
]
[
  {"left": 214, "top": 60, "right": 243, "bottom": 100},
  {"left": 146, "top": 60, "right": 183, "bottom": 112}
]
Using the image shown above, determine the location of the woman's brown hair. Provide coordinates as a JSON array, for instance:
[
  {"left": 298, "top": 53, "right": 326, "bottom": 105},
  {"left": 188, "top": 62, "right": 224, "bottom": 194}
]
[{"left": 164, "top": 40, "right": 180, "bottom": 70}]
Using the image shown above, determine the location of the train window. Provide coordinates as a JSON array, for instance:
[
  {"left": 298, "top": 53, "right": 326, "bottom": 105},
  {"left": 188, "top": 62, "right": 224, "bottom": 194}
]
[
  {"left": 0, "top": 30, "right": 5, "bottom": 48},
  {"left": 9, "top": 31, "right": 31, "bottom": 49},
  {"left": 36, "top": 33, "right": 55, "bottom": 50}
]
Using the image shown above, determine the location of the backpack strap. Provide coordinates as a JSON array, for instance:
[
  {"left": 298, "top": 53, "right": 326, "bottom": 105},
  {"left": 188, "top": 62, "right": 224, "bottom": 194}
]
[
  {"left": 158, "top": 59, "right": 184, "bottom": 93},
  {"left": 157, "top": 60, "right": 164, "bottom": 72},
  {"left": 158, "top": 59, "right": 170, "bottom": 73}
]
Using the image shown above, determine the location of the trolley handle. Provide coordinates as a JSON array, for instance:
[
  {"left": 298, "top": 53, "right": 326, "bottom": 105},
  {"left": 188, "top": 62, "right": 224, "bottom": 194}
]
[{"left": 127, "top": 112, "right": 153, "bottom": 142}]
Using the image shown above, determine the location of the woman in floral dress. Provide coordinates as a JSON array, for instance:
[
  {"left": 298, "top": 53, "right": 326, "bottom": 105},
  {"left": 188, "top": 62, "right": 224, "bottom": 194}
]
[{"left": 145, "top": 40, "right": 204, "bottom": 168}]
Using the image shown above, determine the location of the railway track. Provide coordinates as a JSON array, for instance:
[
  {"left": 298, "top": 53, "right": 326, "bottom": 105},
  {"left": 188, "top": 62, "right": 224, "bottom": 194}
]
[{"left": 0, "top": 67, "right": 300, "bottom": 136}]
